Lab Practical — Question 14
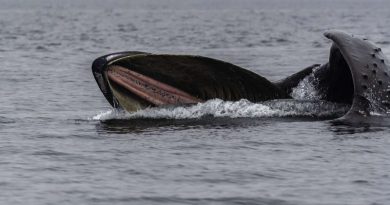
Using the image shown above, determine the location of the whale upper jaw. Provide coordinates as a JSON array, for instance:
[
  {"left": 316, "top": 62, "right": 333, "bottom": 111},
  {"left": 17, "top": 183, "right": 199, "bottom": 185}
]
[
  {"left": 92, "top": 52, "right": 289, "bottom": 112},
  {"left": 324, "top": 30, "right": 390, "bottom": 118}
]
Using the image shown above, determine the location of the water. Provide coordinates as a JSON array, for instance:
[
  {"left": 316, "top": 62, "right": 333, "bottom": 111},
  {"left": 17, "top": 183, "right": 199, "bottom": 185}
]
[{"left": 1, "top": 0, "right": 390, "bottom": 204}]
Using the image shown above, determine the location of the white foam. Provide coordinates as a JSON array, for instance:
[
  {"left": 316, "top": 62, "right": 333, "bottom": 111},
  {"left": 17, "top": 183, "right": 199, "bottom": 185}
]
[
  {"left": 91, "top": 109, "right": 121, "bottom": 120},
  {"left": 291, "top": 66, "right": 323, "bottom": 100},
  {"left": 91, "top": 99, "right": 348, "bottom": 120}
]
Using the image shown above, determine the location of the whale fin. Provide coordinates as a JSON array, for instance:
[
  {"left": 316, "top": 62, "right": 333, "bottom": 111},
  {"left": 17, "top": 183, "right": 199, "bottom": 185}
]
[{"left": 324, "top": 30, "right": 390, "bottom": 118}]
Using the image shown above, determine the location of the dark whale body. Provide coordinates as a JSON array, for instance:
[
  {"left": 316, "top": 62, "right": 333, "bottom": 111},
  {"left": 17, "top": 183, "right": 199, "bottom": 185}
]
[{"left": 92, "top": 31, "right": 390, "bottom": 120}]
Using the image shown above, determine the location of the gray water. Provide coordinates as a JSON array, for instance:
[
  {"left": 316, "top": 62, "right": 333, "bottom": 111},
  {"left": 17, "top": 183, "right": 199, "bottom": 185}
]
[{"left": 1, "top": 0, "right": 390, "bottom": 204}]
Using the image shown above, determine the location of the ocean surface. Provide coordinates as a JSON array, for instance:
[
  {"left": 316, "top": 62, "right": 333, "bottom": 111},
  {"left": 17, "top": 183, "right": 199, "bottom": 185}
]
[{"left": 1, "top": 0, "right": 390, "bottom": 204}]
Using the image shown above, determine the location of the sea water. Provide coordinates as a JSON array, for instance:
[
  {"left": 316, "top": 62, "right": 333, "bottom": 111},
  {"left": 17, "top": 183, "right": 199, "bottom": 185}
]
[{"left": 1, "top": 0, "right": 390, "bottom": 204}]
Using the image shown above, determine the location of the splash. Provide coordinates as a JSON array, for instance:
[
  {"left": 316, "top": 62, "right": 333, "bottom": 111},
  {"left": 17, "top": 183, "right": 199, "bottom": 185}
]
[
  {"left": 291, "top": 66, "right": 323, "bottom": 100},
  {"left": 91, "top": 99, "right": 348, "bottom": 120},
  {"left": 91, "top": 109, "right": 120, "bottom": 120},
  {"left": 364, "top": 88, "right": 389, "bottom": 115}
]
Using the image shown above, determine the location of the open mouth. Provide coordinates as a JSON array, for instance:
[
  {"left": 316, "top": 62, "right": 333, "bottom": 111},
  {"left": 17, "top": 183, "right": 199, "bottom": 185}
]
[
  {"left": 106, "top": 65, "right": 202, "bottom": 111},
  {"left": 93, "top": 52, "right": 288, "bottom": 113},
  {"left": 92, "top": 52, "right": 204, "bottom": 112},
  {"left": 92, "top": 52, "right": 138, "bottom": 109}
]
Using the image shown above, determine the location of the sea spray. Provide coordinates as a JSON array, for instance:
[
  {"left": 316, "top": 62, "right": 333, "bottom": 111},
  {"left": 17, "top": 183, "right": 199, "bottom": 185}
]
[{"left": 92, "top": 99, "right": 349, "bottom": 120}]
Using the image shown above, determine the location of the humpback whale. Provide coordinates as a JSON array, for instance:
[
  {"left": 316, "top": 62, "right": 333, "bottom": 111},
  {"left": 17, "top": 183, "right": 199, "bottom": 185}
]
[{"left": 92, "top": 31, "right": 390, "bottom": 120}]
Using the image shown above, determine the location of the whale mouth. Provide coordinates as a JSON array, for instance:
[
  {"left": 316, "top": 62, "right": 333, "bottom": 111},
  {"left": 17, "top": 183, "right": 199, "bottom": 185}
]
[
  {"left": 93, "top": 52, "right": 288, "bottom": 112},
  {"left": 106, "top": 65, "right": 202, "bottom": 112},
  {"left": 92, "top": 52, "right": 208, "bottom": 112}
]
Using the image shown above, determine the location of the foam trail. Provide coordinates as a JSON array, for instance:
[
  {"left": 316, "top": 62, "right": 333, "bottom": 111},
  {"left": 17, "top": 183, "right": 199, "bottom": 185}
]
[{"left": 91, "top": 99, "right": 349, "bottom": 120}]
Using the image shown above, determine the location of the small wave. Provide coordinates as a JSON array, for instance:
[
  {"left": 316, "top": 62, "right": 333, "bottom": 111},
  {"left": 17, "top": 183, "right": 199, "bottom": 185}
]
[
  {"left": 376, "top": 40, "right": 390, "bottom": 45},
  {"left": 91, "top": 99, "right": 348, "bottom": 120},
  {"left": 32, "top": 149, "right": 70, "bottom": 156},
  {"left": 91, "top": 110, "right": 119, "bottom": 120},
  {"left": 89, "top": 196, "right": 292, "bottom": 205},
  {"left": 35, "top": 45, "right": 49, "bottom": 51},
  {"left": 0, "top": 117, "right": 16, "bottom": 124}
]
